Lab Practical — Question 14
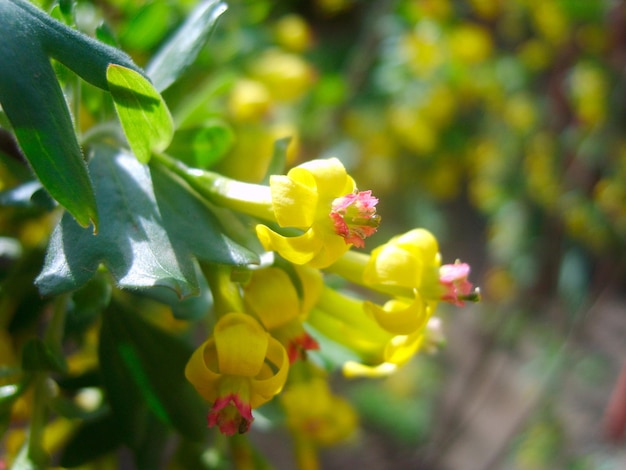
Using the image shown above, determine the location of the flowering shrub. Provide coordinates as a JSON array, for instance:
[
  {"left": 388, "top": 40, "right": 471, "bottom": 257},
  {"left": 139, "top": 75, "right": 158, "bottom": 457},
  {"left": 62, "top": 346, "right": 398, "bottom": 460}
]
[
  {"left": 2, "top": 0, "right": 623, "bottom": 468},
  {"left": 0, "top": 1, "right": 480, "bottom": 467}
]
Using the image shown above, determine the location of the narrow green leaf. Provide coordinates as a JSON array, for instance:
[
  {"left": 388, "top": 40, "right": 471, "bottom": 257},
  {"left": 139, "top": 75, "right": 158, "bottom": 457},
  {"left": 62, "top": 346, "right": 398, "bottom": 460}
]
[
  {"left": 35, "top": 145, "right": 199, "bottom": 298},
  {"left": 107, "top": 64, "right": 174, "bottom": 164},
  {"left": 1, "top": 0, "right": 143, "bottom": 229},
  {"left": 0, "top": 3, "right": 96, "bottom": 228},
  {"left": 99, "top": 303, "right": 208, "bottom": 443},
  {"left": 146, "top": 0, "right": 228, "bottom": 92},
  {"left": 262, "top": 137, "right": 291, "bottom": 185},
  {"left": 119, "top": 1, "right": 176, "bottom": 51}
]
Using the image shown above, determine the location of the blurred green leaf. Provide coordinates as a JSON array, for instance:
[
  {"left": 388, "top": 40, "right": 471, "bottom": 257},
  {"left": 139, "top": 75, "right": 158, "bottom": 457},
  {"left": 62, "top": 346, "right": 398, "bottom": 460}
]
[
  {"left": 0, "top": 0, "right": 143, "bottom": 229},
  {"left": 21, "top": 338, "right": 67, "bottom": 374},
  {"left": 99, "top": 303, "right": 208, "bottom": 444},
  {"left": 146, "top": 0, "right": 228, "bottom": 92},
  {"left": 35, "top": 145, "right": 199, "bottom": 298},
  {"left": 107, "top": 64, "right": 174, "bottom": 164},
  {"left": 119, "top": 1, "right": 176, "bottom": 52},
  {"left": 59, "top": 412, "right": 123, "bottom": 467},
  {"left": 167, "top": 121, "right": 235, "bottom": 169},
  {"left": 0, "top": 181, "right": 55, "bottom": 210},
  {"left": 261, "top": 137, "right": 290, "bottom": 185},
  {"left": 66, "top": 273, "right": 112, "bottom": 337}
]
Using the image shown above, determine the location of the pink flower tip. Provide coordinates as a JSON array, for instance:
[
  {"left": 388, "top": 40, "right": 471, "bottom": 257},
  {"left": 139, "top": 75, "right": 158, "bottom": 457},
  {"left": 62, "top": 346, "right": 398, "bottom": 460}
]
[
  {"left": 330, "top": 190, "right": 381, "bottom": 248},
  {"left": 439, "top": 261, "right": 480, "bottom": 306},
  {"left": 287, "top": 332, "right": 320, "bottom": 363},
  {"left": 207, "top": 394, "right": 254, "bottom": 435}
]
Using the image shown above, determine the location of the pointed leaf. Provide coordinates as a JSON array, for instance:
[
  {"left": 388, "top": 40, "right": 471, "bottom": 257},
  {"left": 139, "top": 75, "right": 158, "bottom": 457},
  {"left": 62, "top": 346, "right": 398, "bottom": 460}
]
[
  {"left": 0, "top": 0, "right": 145, "bottom": 229},
  {"left": 107, "top": 64, "right": 174, "bottom": 164},
  {"left": 35, "top": 145, "right": 198, "bottom": 298},
  {"left": 146, "top": 0, "right": 228, "bottom": 92}
]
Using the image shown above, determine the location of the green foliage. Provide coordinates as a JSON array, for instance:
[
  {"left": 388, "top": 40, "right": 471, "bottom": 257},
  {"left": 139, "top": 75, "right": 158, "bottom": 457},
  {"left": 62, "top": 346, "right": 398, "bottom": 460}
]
[
  {"left": 107, "top": 64, "right": 174, "bottom": 164},
  {"left": 0, "top": 0, "right": 142, "bottom": 229}
]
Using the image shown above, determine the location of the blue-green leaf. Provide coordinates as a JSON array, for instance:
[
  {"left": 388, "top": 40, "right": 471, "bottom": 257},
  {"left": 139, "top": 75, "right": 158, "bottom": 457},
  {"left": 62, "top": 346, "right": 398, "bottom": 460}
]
[
  {"left": 0, "top": 0, "right": 145, "bottom": 229},
  {"left": 35, "top": 145, "right": 198, "bottom": 297}
]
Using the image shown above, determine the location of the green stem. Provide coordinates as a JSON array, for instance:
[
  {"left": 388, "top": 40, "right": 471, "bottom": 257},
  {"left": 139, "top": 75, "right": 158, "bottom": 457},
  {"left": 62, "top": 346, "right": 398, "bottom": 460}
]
[
  {"left": 152, "top": 152, "right": 275, "bottom": 221},
  {"left": 27, "top": 372, "right": 49, "bottom": 468},
  {"left": 201, "top": 263, "right": 246, "bottom": 317}
]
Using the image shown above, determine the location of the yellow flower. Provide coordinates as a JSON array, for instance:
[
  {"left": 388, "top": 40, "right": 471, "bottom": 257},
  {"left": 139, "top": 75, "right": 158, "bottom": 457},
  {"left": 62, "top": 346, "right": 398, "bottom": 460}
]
[
  {"left": 243, "top": 265, "right": 323, "bottom": 362},
  {"left": 281, "top": 377, "right": 357, "bottom": 445},
  {"left": 256, "top": 158, "right": 379, "bottom": 268},
  {"left": 185, "top": 312, "right": 289, "bottom": 435},
  {"left": 307, "top": 286, "right": 426, "bottom": 377},
  {"left": 154, "top": 154, "right": 380, "bottom": 267}
]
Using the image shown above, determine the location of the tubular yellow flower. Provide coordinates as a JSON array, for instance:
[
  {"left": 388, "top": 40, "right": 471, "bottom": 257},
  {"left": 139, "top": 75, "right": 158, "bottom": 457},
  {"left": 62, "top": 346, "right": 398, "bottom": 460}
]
[
  {"left": 307, "top": 286, "right": 430, "bottom": 377},
  {"left": 327, "top": 228, "right": 479, "bottom": 337},
  {"left": 256, "top": 158, "right": 380, "bottom": 268},
  {"left": 185, "top": 312, "right": 289, "bottom": 435},
  {"left": 153, "top": 154, "right": 380, "bottom": 268},
  {"left": 243, "top": 265, "right": 323, "bottom": 362}
]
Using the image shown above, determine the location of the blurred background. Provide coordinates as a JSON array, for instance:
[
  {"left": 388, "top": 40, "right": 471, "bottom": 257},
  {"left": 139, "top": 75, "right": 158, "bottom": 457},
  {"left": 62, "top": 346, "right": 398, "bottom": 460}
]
[{"left": 6, "top": 0, "right": 626, "bottom": 468}]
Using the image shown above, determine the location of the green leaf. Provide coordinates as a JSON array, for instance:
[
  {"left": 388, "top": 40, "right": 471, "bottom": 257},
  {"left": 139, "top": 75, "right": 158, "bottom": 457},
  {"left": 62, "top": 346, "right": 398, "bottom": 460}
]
[
  {"left": 35, "top": 145, "right": 199, "bottom": 298},
  {"left": 146, "top": 0, "right": 228, "bottom": 92},
  {"left": 261, "top": 137, "right": 291, "bottom": 185},
  {"left": 0, "top": 0, "right": 144, "bottom": 229},
  {"left": 36, "top": 145, "right": 257, "bottom": 298},
  {"left": 107, "top": 64, "right": 174, "bottom": 164},
  {"left": 119, "top": 1, "right": 177, "bottom": 51},
  {"left": 21, "top": 338, "right": 67, "bottom": 374},
  {"left": 99, "top": 303, "right": 208, "bottom": 443},
  {"left": 167, "top": 121, "right": 235, "bottom": 169},
  {"left": 65, "top": 273, "right": 112, "bottom": 337},
  {"left": 59, "top": 412, "right": 123, "bottom": 467},
  {"left": 150, "top": 163, "right": 260, "bottom": 266},
  {"left": 0, "top": 181, "right": 55, "bottom": 209}
]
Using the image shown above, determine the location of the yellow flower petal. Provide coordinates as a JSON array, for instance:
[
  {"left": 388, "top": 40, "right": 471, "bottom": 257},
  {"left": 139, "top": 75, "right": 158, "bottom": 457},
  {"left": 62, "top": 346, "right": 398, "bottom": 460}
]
[
  {"left": 269, "top": 174, "right": 318, "bottom": 228},
  {"left": 250, "top": 335, "right": 290, "bottom": 407},
  {"left": 383, "top": 330, "right": 425, "bottom": 366},
  {"left": 305, "top": 224, "right": 350, "bottom": 268},
  {"left": 295, "top": 265, "right": 324, "bottom": 315},
  {"left": 215, "top": 313, "right": 269, "bottom": 377},
  {"left": 256, "top": 225, "right": 321, "bottom": 265},
  {"left": 394, "top": 228, "right": 439, "bottom": 261},
  {"left": 364, "top": 296, "right": 429, "bottom": 335},
  {"left": 364, "top": 244, "right": 423, "bottom": 288},
  {"left": 244, "top": 267, "right": 301, "bottom": 330},
  {"left": 288, "top": 157, "right": 354, "bottom": 198},
  {"left": 342, "top": 361, "right": 398, "bottom": 378},
  {"left": 185, "top": 338, "right": 222, "bottom": 403}
]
